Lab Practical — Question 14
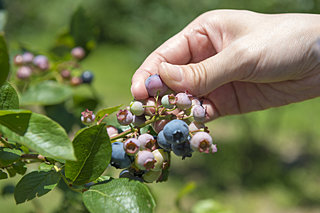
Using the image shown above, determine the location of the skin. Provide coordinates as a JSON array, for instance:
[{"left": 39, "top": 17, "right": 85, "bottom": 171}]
[{"left": 131, "top": 10, "right": 320, "bottom": 121}]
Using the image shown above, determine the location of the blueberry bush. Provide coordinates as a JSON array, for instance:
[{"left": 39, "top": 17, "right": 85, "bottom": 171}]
[{"left": 0, "top": 7, "right": 218, "bottom": 213}]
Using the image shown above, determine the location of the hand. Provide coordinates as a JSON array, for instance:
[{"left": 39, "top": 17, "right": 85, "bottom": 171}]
[{"left": 131, "top": 10, "right": 320, "bottom": 121}]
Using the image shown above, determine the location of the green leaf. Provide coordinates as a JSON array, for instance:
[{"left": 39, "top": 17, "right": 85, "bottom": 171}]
[
  {"left": 95, "top": 105, "right": 122, "bottom": 122},
  {"left": 0, "top": 112, "right": 75, "bottom": 161},
  {"left": 65, "top": 124, "right": 111, "bottom": 185},
  {"left": 0, "top": 110, "right": 31, "bottom": 135},
  {"left": 20, "top": 81, "right": 72, "bottom": 105},
  {"left": 0, "top": 82, "right": 19, "bottom": 110},
  {"left": 6, "top": 167, "right": 16, "bottom": 177},
  {"left": 39, "top": 163, "right": 54, "bottom": 172},
  {"left": 0, "top": 148, "right": 21, "bottom": 167},
  {"left": 0, "top": 33, "right": 9, "bottom": 87},
  {"left": 83, "top": 179, "right": 156, "bottom": 213},
  {"left": 0, "top": 170, "right": 8, "bottom": 179},
  {"left": 12, "top": 161, "right": 27, "bottom": 175},
  {"left": 14, "top": 170, "right": 61, "bottom": 204}
]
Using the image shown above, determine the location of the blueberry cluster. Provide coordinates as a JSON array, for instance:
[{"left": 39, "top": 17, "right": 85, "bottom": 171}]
[
  {"left": 82, "top": 74, "right": 217, "bottom": 183},
  {"left": 13, "top": 47, "right": 94, "bottom": 86}
]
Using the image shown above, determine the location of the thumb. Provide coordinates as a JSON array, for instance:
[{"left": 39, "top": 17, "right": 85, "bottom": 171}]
[{"left": 159, "top": 46, "right": 248, "bottom": 96}]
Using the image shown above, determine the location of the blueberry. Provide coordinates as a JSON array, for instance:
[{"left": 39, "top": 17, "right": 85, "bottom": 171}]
[
  {"left": 117, "top": 109, "right": 133, "bottom": 125},
  {"left": 70, "top": 76, "right": 82, "bottom": 86},
  {"left": 144, "top": 97, "right": 158, "bottom": 116},
  {"left": 152, "top": 149, "right": 169, "bottom": 171},
  {"left": 106, "top": 125, "right": 119, "bottom": 137},
  {"left": 16, "top": 66, "right": 32, "bottom": 79},
  {"left": 188, "top": 121, "right": 205, "bottom": 132},
  {"left": 152, "top": 119, "right": 169, "bottom": 133},
  {"left": 80, "top": 109, "right": 95, "bottom": 125},
  {"left": 138, "top": 133, "right": 156, "bottom": 151},
  {"left": 81, "top": 71, "right": 94, "bottom": 84},
  {"left": 163, "top": 119, "right": 189, "bottom": 144},
  {"left": 145, "top": 74, "right": 168, "bottom": 97},
  {"left": 132, "top": 115, "right": 146, "bottom": 127},
  {"left": 156, "top": 130, "right": 172, "bottom": 151},
  {"left": 135, "top": 150, "right": 156, "bottom": 171},
  {"left": 143, "top": 170, "right": 162, "bottom": 183},
  {"left": 130, "top": 101, "right": 145, "bottom": 116},
  {"left": 71, "top": 46, "right": 85, "bottom": 60},
  {"left": 33, "top": 55, "right": 49, "bottom": 70},
  {"left": 14, "top": 54, "right": 23, "bottom": 66},
  {"left": 190, "top": 132, "right": 213, "bottom": 153},
  {"left": 111, "top": 142, "right": 132, "bottom": 169},
  {"left": 175, "top": 93, "right": 192, "bottom": 110},
  {"left": 60, "top": 69, "right": 71, "bottom": 79},
  {"left": 192, "top": 105, "right": 206, "bottom": 122},
  {"left": 161, "top": 94, "right": 176, "bottom": 109},
  {"left": 22, "top": 52, "right": 34, "bottom": 64},
  {"left": 172, "top": 141, "right": 193, "bottom": 159},
  {"left": 211, "top": 144, "right": 218, "bottom": 154},
  {"left": 123, "top": 138, "right": 140, "bottom": 156}
]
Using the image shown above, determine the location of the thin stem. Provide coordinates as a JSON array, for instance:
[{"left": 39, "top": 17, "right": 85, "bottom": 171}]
[
  {"left": 58, "top": 171, "right": 82, "bottom": 193},
  {"left": 21, "top": 154, "right": 45, "bottom": 161},
  {"left": 0, "top": 137, "right": 14, "bottom": 149}
]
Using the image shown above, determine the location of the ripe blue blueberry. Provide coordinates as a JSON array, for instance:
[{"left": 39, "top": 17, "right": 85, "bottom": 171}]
[
  {"left": 190, "top": 132, "right": 213, "bottom": 153},
  {"left": 163, "top": 119, "right": 189, "bottom": 144},
  {"left": 16, "top": 66, "right": 32, "bottom": 79},
  {"left": 130, "top": 101, "right": 145, "bottom": 116},
  {"left": 33, "top": 55, "right": 49, "bottom": 70},
  {"left": 172, "top": 141, "right": 193, "bottom": 159},
  {"left": 156, "top": 130, "right": 172, "bottom": 151},
  {"left": 111, "top": 142, "right": 132, "bottom": 169},
  {"left": 192, "top": 105, "right": 206, "bottom": 122},
  {"left": 135, "top": 150, "right": 156, "bottom": 170},
  {"left": 123, "top": 138, "right": 140, "bottom": 156},
  {"left": 117, "top": 109, "right": 133, "bottom": 125},
  {"left": 145, "top": 74, "right": 168, "bottom": 97},
  {"left": 175, "top": 92, "right": 192, "bottom": 110},
  {"left": 81, "top": 71, "right": 94, "bottom": 84},
  {"left": 138, "top": 133, "right": 156, "bottom": 151}
]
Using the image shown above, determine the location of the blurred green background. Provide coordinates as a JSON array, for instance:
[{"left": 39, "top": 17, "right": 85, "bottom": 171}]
[{"left": 2, "top": 0, "right": 320, "bottom": 212}]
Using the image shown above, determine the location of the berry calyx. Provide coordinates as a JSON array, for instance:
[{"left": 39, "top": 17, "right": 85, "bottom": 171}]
[
  {"left": 81, "top": 109, "right": 96, "bottom": 125},
  {"left": 161, "top": 94, "right": 176, "bottom": 109},
  {"left": 138, "top": 133, "right": 156, "bottom": 151},
  {"left": 135, "top": 150, "right": 156, "bottom": 170},
  {"left": 117, "top": 109, "right": 133, "bottom": 125},
  {"left": 190, "top": 132, "right": 213, "bottom": 153},
  {"left": 123, "top": 138, "right": 140, "bottom": 155}
]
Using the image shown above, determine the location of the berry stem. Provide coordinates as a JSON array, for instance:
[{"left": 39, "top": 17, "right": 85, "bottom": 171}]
[{"left": 0, "top": 136, "right": 14, "bottom": 149}]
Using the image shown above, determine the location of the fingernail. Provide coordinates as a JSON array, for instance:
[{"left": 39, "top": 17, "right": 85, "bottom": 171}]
[{"left": 160, "top": 62, "right": 183, "bottom": 82}]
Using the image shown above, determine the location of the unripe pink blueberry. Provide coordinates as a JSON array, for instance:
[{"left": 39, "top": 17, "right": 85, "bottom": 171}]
[
  {"left": 130, "top": 101, "right": 144, "bottom": 116},
  {"left": 33, "top": 55, "right": 49, "bottom": 70},
  {"left": 138, "top": 133, "right": 156, "bottom": 151},
  {"left": 145, "top": 74, "right": 168, "bottom": 97},
  {"left": 175, "top": 92, "right": 192, "bottom": 110},
  {"left": 22, "top": 52, "right": 34, "bottom": 63},
  {"left": 135, "top": 150, "right": 156, "bottom": 170},
  {"left": 16, "top": 66, "right": 32, "bottom": 79},
  {"left": 117, "top": 109, "right": 133, "bottom": 125},
  {"left": 71, "top": 46, "right": 85, "bottom": 60},
  {"left": 144, "top": 97, "right": 158, "bottom": 116},
  {"left": 81, "top": 109, "right": 96, "bottom": 125},
  {"left": 106, "top": 125, "right": 118, "bottom": 137},
  {"left": 191, "top": 98, "right": 201, "bottom": 106},
  {"left": 60, "top": 69, "right": 71, "bottom": 79},
  {"left": 192, "top": 105, "right": 206, "bottom": 122},
  {"left": 188, "top": 121, "right": 205, "bottom": 132},
  {"left": 123, "top": 138, "right": 140, "bottom": 156},
  {"left": 70, "top": 76, "right": 82, "bottom": 86},
  {"left": 14, "top": 54, "right": 24, "bottom": 66},
  {"left": 190, "top": 132, "right": 213, "bottom": 153}
]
